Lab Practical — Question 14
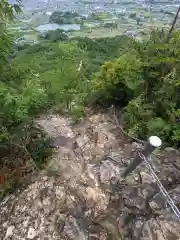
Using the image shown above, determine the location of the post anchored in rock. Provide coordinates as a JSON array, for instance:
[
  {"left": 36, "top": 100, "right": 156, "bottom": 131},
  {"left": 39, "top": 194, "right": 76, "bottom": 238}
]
[{"left": 121, "top": 136, "right": 162, "bottom": 178}]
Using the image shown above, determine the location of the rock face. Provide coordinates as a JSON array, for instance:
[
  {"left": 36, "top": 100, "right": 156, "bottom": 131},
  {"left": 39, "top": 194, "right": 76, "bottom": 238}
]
[{"left": 1, "top": 111, "right": 180, "bottom": 239}]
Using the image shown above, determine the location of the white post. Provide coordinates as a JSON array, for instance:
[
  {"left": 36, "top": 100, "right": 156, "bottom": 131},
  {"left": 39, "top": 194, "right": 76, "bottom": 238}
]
[{"left": 121, "top": 136, "right": 162, "bottom": 178}]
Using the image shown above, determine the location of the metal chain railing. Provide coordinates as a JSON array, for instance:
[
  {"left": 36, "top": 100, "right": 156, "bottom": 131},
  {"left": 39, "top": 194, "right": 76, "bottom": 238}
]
[
  {"left": 137, "top": 151, "right": 180, "bottom": 220},
  {"left": 121, "top": 136, "right": 180, "bottom": 221}
]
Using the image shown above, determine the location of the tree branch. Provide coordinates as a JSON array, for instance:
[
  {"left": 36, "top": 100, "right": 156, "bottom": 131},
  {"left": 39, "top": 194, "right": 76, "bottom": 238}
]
[
  {"left": 167, "top": 6, "right": 180, "bottom": 41},
  {"left": 10, "top": 142, "right": 38, "bottom": 170},
  {"left": 112, "top": 107, "right": 145, "bottom": 144}
]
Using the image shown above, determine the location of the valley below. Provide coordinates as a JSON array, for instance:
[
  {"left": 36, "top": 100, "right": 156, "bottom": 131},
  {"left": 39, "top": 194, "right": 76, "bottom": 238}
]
[{"left": 10, "top": 0, "right": 179, "bottom": 43}]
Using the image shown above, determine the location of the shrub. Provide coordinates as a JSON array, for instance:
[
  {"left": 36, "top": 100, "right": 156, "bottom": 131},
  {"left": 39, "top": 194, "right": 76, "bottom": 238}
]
[
  {"left": 91, "top": 30, "right": 180, "bottom": 146},
  {"left": 92, "top": 53, "right": 143, "bottom": 106},
  {"left": 43, "top": 29, "right": 69, "bottom": 42}
]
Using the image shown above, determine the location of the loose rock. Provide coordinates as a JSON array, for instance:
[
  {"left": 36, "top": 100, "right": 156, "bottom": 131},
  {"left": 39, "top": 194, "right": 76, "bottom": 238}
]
[
  {"left": 27, "top": 227, "right": 36, "bottom": 239},
  {"left": 5, "top": 226, "right": 14, "bottom": 239}
]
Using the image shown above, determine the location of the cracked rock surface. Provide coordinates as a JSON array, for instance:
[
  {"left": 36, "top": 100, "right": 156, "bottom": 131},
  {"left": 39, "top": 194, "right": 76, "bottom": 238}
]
[{"left": 1, "top": 111, "right": 180, "bottom": 239}]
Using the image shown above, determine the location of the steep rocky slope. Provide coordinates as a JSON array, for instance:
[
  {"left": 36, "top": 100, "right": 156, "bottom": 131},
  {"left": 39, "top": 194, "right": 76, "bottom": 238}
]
[{"left": 1, "top": 109, "right": 180, "bottom": 239}]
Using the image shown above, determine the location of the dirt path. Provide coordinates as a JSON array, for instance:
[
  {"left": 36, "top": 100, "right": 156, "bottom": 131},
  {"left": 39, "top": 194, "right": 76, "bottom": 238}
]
[{"left": 1, "top": 111, "right": 180, "bottom": 239}]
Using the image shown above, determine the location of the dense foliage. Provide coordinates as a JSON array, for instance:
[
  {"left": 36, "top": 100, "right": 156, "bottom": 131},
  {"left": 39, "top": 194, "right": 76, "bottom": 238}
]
[
  {"left": 103, "top": 23, "right": 118, "bottom": 28},
  {"left": 0, "top": 0, "right": 51, "bottom": 195},
  {"left": 49, "top": 11, "right": 82, "bottom": 24},
  {"left": 14, "top": 40, "right": 88, "bottom": 112},
  {"left": 1, "top": 1, "right": 180, "bottom": 198},
  {"left": 40, "top": 29, "right": 69, "bottom": 42},
  {"left": 92, "top": 30, "right": 180, "bottom": 146},
  {"left": 89, "top": 12, "right": 113, "bottom": 21},
  {"left": 75, "top": 35, "right": 133, "bottom": 77}
]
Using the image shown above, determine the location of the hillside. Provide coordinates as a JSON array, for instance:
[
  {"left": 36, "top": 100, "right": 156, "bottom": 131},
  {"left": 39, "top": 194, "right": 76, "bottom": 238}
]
[
  {"left": 1, "top": 1, "right": 180, "bottom": 240},
  {"left": 1, "top": 110, "right": 180, "bottom": 239},
  {"left": 9, "top": 0, "right": 179, "bottom": 41}
]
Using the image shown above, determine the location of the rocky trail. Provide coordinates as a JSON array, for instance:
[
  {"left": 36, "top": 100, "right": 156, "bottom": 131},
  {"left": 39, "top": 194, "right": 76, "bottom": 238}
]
[{"left": 1, "top": 109, "right": 180, "bottom": 240}]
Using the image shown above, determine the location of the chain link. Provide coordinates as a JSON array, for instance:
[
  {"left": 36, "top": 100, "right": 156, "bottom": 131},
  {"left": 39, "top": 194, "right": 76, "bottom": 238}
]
[{"left": 137, "top": 151, "right": 180, "bottom": 221}]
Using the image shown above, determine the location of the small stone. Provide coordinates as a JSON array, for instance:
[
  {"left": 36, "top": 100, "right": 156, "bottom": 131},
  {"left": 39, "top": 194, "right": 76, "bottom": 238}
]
[
  {"left": 42, "top": 176, "right": 48, "bottom": 181},
  {"left": 86, "top": 187, "right": 99, "bottom": 202},
  {"left": 3, "top": 222, "right": 8, "bottom": 228},
  {"left": 23, "top": 220, "right": 29, "bottom": 228},
  {"left": 87, "top": 164, "right": 100, "bottom": 187},
  {"left": 142, "top": 189, "right": 150, "bottom": 198},
  {"left": 132, "top": 142, "right": 142, "bottom": 149},
  {"left": 125, "top": 175, "right": 137, "bottom": 185},
  {"left": 100, "top": 160, "right": 120, "bottom": 185},
  {"left": 55, "top": 186, "right": 65, "bottom": 201},
  {"left": 163, "top": 158, "right": 168, "bottom": 163},
  {"left": 140, "top": 172, "right": 156, "bottom": 184},
  {"left": 168, "top": 177, "right": 172, "bottom": 182},
  {"left": 149, "top": 200, "right": 161, "bottom": 211},
  {"left": 134, "top": 173, "right": 139, "bottom": 181},
  {"left": 5, "top": 226, "right": 14, "bottom": 239},
  {"left": 165, "top": 147, "right": 176, "bottom": 152},
  {"left": 27, "top": 227, "right": 37, "bottom": 239}
]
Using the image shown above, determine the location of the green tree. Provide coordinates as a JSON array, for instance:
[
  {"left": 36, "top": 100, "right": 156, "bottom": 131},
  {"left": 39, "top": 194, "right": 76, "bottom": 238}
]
[
  {"left": 49, "top": 11, "right": 80, "bottom": 24},
  {"left": 0, "top": 1, "right": 51, "bottom": 195},
  {"left": 44, "top": 29, "right": 68, "bottom": 42},
  {"left": 0, "top": 0, "right": 21, "bottom": 69},
  {"left": 129, "top": 12, "right": 136, "bottom": 19},
  {"left": 104, "top": 23, "right": 118, "bottom": 28},
  {"left": 92, "top": 30, "right": 180, "bottom": 146},
  {"left": 75, "top": 35, "right": 133, "bottom": 77}
]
